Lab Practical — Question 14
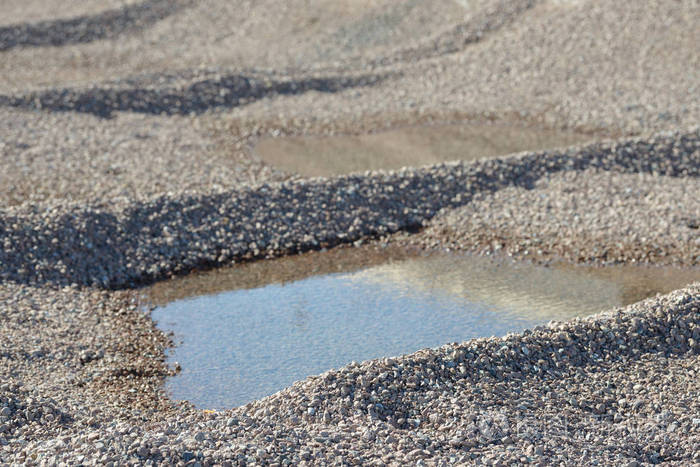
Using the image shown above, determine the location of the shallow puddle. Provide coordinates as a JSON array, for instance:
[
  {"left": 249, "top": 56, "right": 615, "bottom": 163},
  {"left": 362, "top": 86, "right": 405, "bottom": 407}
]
[
  {"left": 253, "top": 123, "right": 593, "bottom": 177},
  {"left": 146, "top": 247, "right": 699, "bottom": 409}
]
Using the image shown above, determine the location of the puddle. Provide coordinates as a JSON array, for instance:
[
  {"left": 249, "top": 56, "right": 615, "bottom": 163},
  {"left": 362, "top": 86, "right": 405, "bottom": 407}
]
[
  {"left": 253, "top": 123, "right": 593, "bottom": 177},
  {"left": 146, "top": 247, "right": 699, "bottom": 409}
]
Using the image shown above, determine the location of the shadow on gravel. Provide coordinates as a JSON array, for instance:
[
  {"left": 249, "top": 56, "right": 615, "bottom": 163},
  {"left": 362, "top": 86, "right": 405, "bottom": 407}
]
[
  {"left": 0, "top": 0, "right": 188, "bottom": 51},
  {"left": 0, "top": 130, "right": 696, "bottom": 289},
  {"left": 1, "top": 73, "right": 387, "bottom": 118}
]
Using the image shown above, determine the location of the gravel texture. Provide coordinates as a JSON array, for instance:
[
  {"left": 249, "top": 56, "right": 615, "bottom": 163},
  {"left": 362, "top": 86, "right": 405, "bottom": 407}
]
[
  {"left": 0, "top": 108, "right": 284, "bottom": 207},
  {"left": 407, "top": 166, "right": 700, "bottom": 266},
  {"left": 2, "top": 130, "right": 697, "bottom": 289},
  {"left": 1, "top": 0, "right": 699, "bottom": 465}
]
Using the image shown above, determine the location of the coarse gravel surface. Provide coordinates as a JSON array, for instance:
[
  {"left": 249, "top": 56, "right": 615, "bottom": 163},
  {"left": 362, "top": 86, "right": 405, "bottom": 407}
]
[
  {"left": 0, "top": 108, "right": 284, "bottom": 207},
  {"left": 1, "top": 0, "right": 699, "bottom": 465},
  {"left": 405, "top": 167, "right": 700, "bottom": 266}
]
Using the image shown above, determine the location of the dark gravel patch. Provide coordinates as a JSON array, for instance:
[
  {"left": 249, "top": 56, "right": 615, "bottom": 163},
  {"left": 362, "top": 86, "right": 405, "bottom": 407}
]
[{"left": 1, "top": 72, "right": 388, "bottom": 118}]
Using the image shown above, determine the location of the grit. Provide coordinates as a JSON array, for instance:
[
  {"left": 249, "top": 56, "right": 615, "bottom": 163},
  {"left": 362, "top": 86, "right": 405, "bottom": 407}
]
[
  {"left": 1, "top": 0, "right": 699, "bottom": 465},
  {"left": 403, "top": 166, "right": 700, "bottom": 266}
]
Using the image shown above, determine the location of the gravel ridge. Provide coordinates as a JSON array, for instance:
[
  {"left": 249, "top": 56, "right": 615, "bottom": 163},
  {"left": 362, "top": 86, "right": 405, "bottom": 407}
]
[
  {"left": 317, "top": 0, "right": 538, "bottom": 69},
  {"left": 1, "top": 128, "right": 697, "bottom": 289}
]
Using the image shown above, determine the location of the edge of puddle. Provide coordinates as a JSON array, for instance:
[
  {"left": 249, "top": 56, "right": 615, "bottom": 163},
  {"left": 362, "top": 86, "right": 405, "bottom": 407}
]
[
  {"left": 145, "top": 245, "right": 699, "bottom": 409},
  {"left": 142, "top": 243, "right": 700, "bottom": 310},
  {"left": 251, "top": 121, "right": 600, "bottom": 178}
]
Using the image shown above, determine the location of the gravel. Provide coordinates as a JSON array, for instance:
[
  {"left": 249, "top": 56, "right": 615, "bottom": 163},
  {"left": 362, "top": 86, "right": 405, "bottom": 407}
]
[
  {"left": 0, "top": 108, "right": 284, "bottom": 207},
  {"left": 2, "top": 129, "right": 697, "bottom": 289},
  {"left": 1, "top": 129, "right": 697, "bottom": 465},
  {"left": 408, "top": 165, "right": 700, "bottom": 266},
  {"left": 0, "top": 0, "right": 190, "bottom": 51},
  {"left": 1, "top": 0, "right": 699, "bottom": 464}
]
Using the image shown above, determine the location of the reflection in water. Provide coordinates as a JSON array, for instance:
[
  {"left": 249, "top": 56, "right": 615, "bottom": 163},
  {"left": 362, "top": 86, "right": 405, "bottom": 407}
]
[
  {"left": 146, "top": 245, "right": 415, "bottom": 305},
  {"left": 351, "top": 257, "right": 607, "bottom": 322},
  {"left": 146, "top": 247, "right": 698, "bottom": 409},
  {"left": 254, "top": 122, "right": 594, "bottom": 177},
  {"left": 292, "top": 301, "right": 310, "bottom": 329}
]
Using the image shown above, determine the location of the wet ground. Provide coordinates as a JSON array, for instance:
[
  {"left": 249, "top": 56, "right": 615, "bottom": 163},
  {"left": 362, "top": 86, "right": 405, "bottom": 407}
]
[
  {"left": 253, "top": 123, "right": 593, "bottom": 177},
  {"left": 146, "top": 247, "right": 699, "bottom": 409}
]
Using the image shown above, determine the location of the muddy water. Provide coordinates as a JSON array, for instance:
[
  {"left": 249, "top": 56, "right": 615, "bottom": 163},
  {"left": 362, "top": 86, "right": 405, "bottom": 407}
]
[
  {"left": 253, "top": 123, "right": 593, "bottom": 177},
  {"left": 146, "top": 246, "right": 699, "bottom": 409}
]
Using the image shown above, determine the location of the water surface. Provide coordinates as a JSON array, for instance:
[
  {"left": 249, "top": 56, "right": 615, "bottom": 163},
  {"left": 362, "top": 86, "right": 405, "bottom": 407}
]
[{"left": 147, "top": 247, "right": 698, "bottom": 409}]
